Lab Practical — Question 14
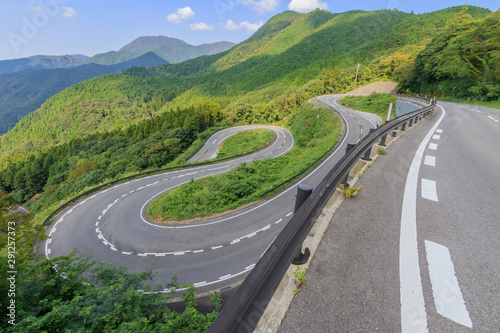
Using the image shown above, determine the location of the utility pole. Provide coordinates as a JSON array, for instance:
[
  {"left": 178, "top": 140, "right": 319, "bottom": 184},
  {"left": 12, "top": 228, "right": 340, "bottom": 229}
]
[{"left": 354, "top": 63, "right": 360, "bottom": 89}]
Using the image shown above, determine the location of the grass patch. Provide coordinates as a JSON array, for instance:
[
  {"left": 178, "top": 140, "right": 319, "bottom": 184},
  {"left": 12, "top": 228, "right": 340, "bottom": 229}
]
[
  {"left": 436, "top": 96, "right": 500, "bottom": 110},
  {"left": 339, "top": 93, "right": 397, "bottom": 122},
  {"left": 216, "top": 129, "right": 275, "bottom": 159},
  {"left": 147, "top": 103, "right": 342, "bottom": 221}
]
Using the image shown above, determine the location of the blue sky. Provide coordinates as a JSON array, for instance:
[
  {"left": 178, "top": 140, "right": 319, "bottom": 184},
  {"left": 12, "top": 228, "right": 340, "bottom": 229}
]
[{"left": 0, "top": 0, "right": 498, "bottom": 60}]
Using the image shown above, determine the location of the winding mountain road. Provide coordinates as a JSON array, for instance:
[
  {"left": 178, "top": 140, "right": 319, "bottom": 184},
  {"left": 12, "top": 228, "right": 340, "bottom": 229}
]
[{"left": 41, "top": 97, "right": 381, "bottom": 294}]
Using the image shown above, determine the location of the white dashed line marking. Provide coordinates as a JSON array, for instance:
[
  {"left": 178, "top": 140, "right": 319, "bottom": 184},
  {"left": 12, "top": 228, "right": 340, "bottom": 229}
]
[
  {"left": 212, "top": 245, "right": 223, "bottom": 250},
  {"left": 428, "top": 143, "right": 438, "bottom": 150},
  {"left": 286, "top": 212, "right": 293, "bottom": 217},
  {"left": 122, "top": 252, "right": 132, "bottom": 255},
  {"left": 435, "top": 129, "right": 443, "bottom": 133},
  {"left": 231, "top": 240, "right": 241, "bottom": 244},
  {"left": 424, "top": 155, "right": 436, "bottom": 166},
  {"left": 110, "top": 247, "right": 118, "bottom": 251},
  {"left": 193, "top": 250, "right": 204, "bottom": 253},
  {"left": 421, "top": 178, "right": 438, "bottom": 202},
  {"left": 220, "top": 274, "right": 232, "bottom": 280},
  {"left": 194, "top": 282, "right": 207, "bottom": 287},
  {"left": 275, "top": 218, "right": 283, "bottom": 224},
  {"left": 425, "top": 241, "right": 472, "bottom": 328},
  {"left": 432, "top": 134, "right": 441, "bottom": 140},
  {"left": 47, "top": 249, "right": 51, "bottom": 255}
]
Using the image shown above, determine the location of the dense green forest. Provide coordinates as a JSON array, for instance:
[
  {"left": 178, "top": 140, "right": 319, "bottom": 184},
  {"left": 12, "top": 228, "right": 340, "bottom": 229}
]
[{"left": 399, "top": 7, "right": 500, "bottom": 100}]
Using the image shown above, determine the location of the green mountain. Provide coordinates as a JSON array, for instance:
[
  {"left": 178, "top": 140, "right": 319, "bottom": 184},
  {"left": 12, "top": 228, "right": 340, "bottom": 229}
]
[
  {"left": 400, "top": 8, "right": 500, "bottom": 99},
  {"left": 0, "top": 54, "right": 89, "bottom": 74},
  {"left": 0, "top": 6, "right": 494, "bottom": 165},
  {"left": 85, "top": 36, "right": 235, "bottom": 65},
  {"left": 0, "top": 52, "right": 168, "bottom": 134}
]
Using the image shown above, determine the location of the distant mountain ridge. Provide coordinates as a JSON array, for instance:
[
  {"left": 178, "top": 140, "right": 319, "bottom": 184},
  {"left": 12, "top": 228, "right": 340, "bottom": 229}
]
[
  {"left": 0, "top": 37, "right": 235, "bottom": 74},
  {"left": 0, "top": 52, "right": 168, "bottom": 134},
  {"left": 0, "top": 36, "right": 234, "bottom": 133},
  {"left": 0, "top": 55, "right": 88, "bottom": 74}
]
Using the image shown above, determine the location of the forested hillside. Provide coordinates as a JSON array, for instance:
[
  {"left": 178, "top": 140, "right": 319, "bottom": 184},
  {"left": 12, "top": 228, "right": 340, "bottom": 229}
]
[
  {"left": 2, "top": 6, "right": 492, "bottom": 164},
  {"left": 400, "top": 7, "right": 500, "bottom": 100},
  {"left": 0, "top": 52, "right": 168, "bottom": 134}
]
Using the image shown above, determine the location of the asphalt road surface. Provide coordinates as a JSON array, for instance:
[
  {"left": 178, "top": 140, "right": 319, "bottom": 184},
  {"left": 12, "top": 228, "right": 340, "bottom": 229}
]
[
  {"left": 279, "top": 100, "right": 499, "bottom": 332},
  {"left": 41, "top": 97, "right": 381, "bottom": 295}
]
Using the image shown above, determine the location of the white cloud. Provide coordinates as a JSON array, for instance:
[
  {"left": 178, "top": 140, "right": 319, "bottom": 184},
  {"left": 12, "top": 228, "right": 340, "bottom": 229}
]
[
  {"left": 61, "top": 6, "right": 77, "bottom": 18},
  {"left": 241, "top": 0, "right": 279, "bottom": 13},
  {"left": 223, "top": 19, "right": 264, "bottom": 33},
  {"left": 189, "top": 22, "right": 215, "bottom": 31},
  {"left": 167, "top": 6, "right": 195, "bottom": 23},
  {"left": 287, "top": 0, "right": 328, "bottom": 13}
]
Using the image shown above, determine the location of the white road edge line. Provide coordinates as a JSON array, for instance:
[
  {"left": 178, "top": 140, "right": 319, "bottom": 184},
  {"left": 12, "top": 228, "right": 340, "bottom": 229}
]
[
  {"left": 400, "top": 104, "right": 445, "bottom": 333},
  {"left": 424, "top": 240, "right": 473, "bottom": 328}
]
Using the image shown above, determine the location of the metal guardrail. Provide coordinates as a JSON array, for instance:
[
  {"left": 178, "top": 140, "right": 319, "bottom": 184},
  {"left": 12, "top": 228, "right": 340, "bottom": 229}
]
[{"left": 207, "top": 97, "right": 436, "bottom": 332}]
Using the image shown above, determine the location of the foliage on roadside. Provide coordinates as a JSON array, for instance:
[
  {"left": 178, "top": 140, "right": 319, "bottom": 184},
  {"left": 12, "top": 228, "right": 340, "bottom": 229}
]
[
  {"left": 216, "top": 129, "right": 275, "bottom": 159},
  {"left": 147, "top": 103, "right": 342, "bottom": 221},
  {"left": 338, "top": 93, "right": 397, "bottom": 121},
  {"left": 0, "top": 249, "right": 221, "bottom": 332}
]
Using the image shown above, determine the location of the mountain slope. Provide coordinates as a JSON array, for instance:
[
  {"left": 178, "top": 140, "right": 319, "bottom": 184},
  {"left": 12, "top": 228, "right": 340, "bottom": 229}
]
[
  {"left": 0, "top": 55, "right": 88, "bottom": 74},
  {"left": 400, "top": 8, "right": 500, "bottom": 99},
  {"left": 86, "top": 36, "right": 235, "bottom": 65},
  {"left": 0, "top": 6, "right": 494, "bottom": 163},
  {"left": 0, "top": 52, "right": 168, "bottom": 134}
]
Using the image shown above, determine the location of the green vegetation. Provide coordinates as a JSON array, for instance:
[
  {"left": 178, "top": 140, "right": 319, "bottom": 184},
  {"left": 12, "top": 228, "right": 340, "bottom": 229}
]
[
  {"left": 339, "top": 93, "right": 397, "bottom": 121},
  {"left": 1, "top": 6, "right": 494, "bottom": 161},
  {"left": 400, "top": 7, "right": 500, "bottom": 102},
  {"left": 216, "top": 129, "right": 275, "bottom": 159},
  {"left": 146, "top": 103, "right": 342, "bottom": 221},
  {"left": 0, "top": 53, "right": 168, "bottom": 135},
  {"left": 0, "top": 249, "right": 221, "bottom": 331}
]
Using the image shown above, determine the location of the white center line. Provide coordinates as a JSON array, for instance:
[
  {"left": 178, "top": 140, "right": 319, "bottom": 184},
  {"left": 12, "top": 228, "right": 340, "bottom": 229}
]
[
  {"left": 425, "top": 241, "right": 473, "bottom": 328},
  {"left": 424, "top": 155, "right": 436, "bottom": 167},
  {"left": 399, "top": 104, "right": 446, "bottom": 333},
  {"left": 421, "top": 178, "right": 438, "bottom": 202}
]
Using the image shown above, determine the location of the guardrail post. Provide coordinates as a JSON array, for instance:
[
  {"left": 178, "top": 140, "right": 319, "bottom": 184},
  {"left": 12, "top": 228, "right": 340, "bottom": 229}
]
[
  {"left": 342, "top": 143, "right": 357, "bottom": 187},
  {"left": 408, "top": 118, "right": 413, "bottom": 127},
  {"left": 361, "top": 128, "right": 376, "bottom": 161},
  {"left": 392, "top": 129, "right": 398, "bottom": 137},
  {"left": 292, "top": 184, "right": 313, "bottom": 265},
  {"left": 379, "top": 133, "right": 387, "bottom": 146},
  {"left": 400, "top": 122, "right": 406, "bottom": 131}
]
